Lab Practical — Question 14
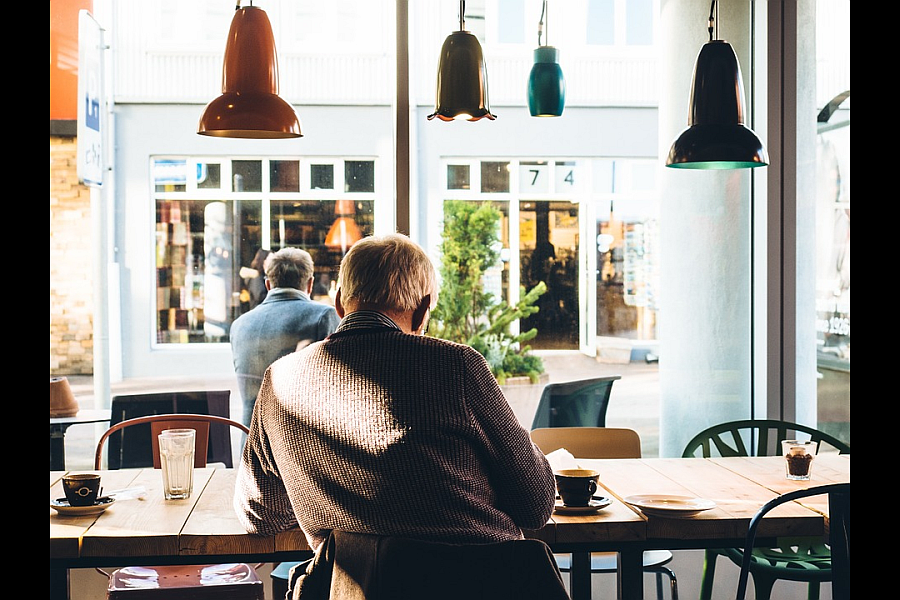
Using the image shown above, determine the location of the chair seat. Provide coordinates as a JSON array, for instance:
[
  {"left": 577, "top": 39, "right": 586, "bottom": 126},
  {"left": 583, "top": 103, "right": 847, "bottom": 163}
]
[
  {"left": 553, "top": 550, "right": 673, "bottom": 572},
  {"left": 107, "top": 564, "right": 264, "bottom": 600}
]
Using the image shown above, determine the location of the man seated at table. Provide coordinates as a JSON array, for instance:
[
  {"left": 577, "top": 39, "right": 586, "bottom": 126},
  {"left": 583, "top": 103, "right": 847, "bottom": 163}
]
[{"left": 234, "top": 233, "right": 556, "bottom": 554}]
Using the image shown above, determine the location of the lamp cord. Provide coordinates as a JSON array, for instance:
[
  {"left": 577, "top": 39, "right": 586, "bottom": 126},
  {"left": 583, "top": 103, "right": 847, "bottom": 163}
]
[
  {"left": 707, "top": 0, "right": 717, "bottom": 42},
  {"left": 538, "top": 0, "right": 548, "bottom": 47}
]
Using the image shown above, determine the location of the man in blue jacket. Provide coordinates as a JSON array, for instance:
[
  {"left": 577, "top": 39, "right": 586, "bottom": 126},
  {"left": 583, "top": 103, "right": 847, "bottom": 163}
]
[{"left": 230, "top": 247, "right": 340, "bottom": 427}]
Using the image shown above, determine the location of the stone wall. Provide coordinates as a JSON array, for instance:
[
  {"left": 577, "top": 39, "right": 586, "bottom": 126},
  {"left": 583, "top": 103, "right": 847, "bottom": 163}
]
[{"left": 50, "top": 136, "right": 93, "bottom": 375}]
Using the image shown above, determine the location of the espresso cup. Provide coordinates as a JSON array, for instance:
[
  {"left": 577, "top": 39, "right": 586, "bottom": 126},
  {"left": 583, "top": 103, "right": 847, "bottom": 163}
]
[
  {"left": 62, "top": 473, "right": 102, "bottom": 506},
  {"left": 555, "top": 468, "right": 600, "bottom": 507}
]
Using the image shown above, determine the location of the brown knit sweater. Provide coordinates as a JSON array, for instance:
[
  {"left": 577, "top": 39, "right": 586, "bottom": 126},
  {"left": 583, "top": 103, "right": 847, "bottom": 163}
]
[{"left": 234, "top": 314, "right": 556, "bottom": 551}]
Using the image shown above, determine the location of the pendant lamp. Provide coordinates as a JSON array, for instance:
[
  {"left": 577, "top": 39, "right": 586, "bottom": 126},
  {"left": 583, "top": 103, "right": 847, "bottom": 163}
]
[
  {"left": 324, "top": 200, "right": 363, "bottom": 254},
  {"left": 198, "top": 2, "right": 302, "bottom": 139},
  {"left": 428, "top": 0, "right": 496, "bottom": 122},
  {"left": 665, "top": 0, "right": 767, "bottom": 169},
  {"left": 527, "top": 0, "right": 565, "bottom": 117}
]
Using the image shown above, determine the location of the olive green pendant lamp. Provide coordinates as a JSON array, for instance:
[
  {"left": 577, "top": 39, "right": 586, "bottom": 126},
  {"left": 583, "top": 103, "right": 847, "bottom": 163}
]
[
  {"left": 198, "top": 2, "right": 302, "bottom": 139},
  {"left": 428, "top": 0, "right": 496, "bottom": 122},
  {"left": 665, "top": 0, "right": 767, "bottom": 169},
  {"left": 527, "top": 0, "right": 565, "bottom": 117}
]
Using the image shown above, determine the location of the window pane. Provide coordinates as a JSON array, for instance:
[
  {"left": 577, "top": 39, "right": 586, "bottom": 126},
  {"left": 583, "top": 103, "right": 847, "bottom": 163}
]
[
  {"left": 153, "top": 159, "right": 187, "bottom": 192},
  {"left": 345, "top": 160, "right": 375, "bottom": 193},
  {"left": 497, "top": 0, "right": 524, "bottom": 44},
  {"left": 481, "top": 161, "right": 510, "bottom": 193},
  {"left": 270, "top": 160, "right": 300, "bottom": 192},
  {"left": 311, "top": 164, "right": 334, "bottom": 190},
  {"left": 197, "top": 162, "right": 220, "bottom": 189},
  {"left": 447, "top": 164, "right": 470, "bottom": 190},
  {"left": 626, "top": 0, "right": 653, "bottom": 46},
  {"left": 155, "top": 199, "right": 261, "bottom": 344},
  {"left": 586, "top": 0, "right": 614, "bottom": 45},
  {"left": 232, "top": 160, "right": 262, "bottom": 192}
]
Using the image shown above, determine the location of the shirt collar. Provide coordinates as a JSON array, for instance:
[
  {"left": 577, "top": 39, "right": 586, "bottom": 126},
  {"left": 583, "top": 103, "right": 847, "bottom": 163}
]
[
  {"left": 336, "top": 310, "right": 401, "bottom": 333},
  {"left": 266, "top": 287, "right": 310, "bottom": 301}
]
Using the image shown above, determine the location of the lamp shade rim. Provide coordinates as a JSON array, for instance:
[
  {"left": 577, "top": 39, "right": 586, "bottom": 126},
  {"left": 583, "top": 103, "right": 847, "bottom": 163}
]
[
  {"left": 198, "top": 92, "right": 302, "bottom": 138},
  {"left": 666, "top": 123, "right": 769, "bottom": 169}
]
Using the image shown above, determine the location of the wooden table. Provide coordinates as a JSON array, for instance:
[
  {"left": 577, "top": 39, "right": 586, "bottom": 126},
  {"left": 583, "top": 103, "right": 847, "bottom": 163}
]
[{"left": 50, "top": 455, "right": 849, "bottom": 600}]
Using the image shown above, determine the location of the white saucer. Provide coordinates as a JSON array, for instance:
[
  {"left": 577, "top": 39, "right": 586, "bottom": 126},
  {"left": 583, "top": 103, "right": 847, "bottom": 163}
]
[
  {"left": 51, "top": 497, "right": 115, "bottom": 516},
  {"left": 554, "top": 496, "right": 612, "bottom": 515},
  {"left": 623, "top": 494, "right": 716, "bottom": 518}
]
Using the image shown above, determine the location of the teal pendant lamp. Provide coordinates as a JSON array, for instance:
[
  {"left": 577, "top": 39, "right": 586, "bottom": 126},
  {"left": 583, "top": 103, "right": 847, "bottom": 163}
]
[
  {"left": 198, "top": 2, "right": 302, "bottom": 139},
  {"left": 666, "top": 0, "right": 767, "bottom": 169},
  {"left": 527, "top": 0, "right": 565, "bottom": 117},
  {"left": 428, "top": 0, "right": 496, "bottom": 122}
]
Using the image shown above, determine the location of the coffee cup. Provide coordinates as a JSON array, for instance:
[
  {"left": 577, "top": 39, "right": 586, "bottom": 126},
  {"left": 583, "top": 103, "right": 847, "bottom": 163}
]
[
  {"left": 555, "top": 468, "right": 600, "bottom": 507},
  {"left": 62, "top": 473, "right": 102, "bottom": 506}
]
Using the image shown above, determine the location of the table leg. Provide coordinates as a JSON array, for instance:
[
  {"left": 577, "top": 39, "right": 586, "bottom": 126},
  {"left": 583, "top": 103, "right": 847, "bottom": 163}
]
[
  {"left": 569, "top": 551, "right": 592, "bottom": 600},
  {"left": 617, "top": 549, "right": 642, "bottom": 600},
  {"left": 50, "top": 565, "right": 69, "bottom": 600},
  {"left": 50, "top": 425, "right": 67, "bottom": 471}
]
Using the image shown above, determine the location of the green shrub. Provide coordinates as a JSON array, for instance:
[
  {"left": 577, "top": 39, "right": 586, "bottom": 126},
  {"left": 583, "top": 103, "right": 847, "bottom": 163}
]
[{"left": 429, "top": 200, "right": 546, "bottom": 383}]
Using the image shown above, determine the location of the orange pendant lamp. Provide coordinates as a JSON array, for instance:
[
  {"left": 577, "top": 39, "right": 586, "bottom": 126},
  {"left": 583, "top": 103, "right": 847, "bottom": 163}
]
[
  {"left": 198, "top": 2, "right": 302, "bottom": 139},
  {"left": 325, "top": 200, "right": 363, "bottom": 254}
]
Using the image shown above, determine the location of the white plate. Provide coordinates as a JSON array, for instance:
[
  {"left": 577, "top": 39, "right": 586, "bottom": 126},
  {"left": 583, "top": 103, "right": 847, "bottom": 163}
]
[
  {"left": 51, "top": 497, "right": 115, "bottom": 516},
  {"left": 623, "top": 494, "right": 716, "bottom": 518},
  {"left": 554, "top": 496, "right": 612, "bottom": 515}
]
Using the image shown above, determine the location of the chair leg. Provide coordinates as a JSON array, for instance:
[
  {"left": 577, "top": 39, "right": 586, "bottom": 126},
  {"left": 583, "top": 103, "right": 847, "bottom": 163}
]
[
  {"left": 698, "top": 549, "right": 718, "bottom": 600},
  {"left": 646, "top": 565, "right": 678, "bottom": 600},
  {"left": 806, "top": 582, "right": 821, "bottom": 600},
  {"left": 751, "top": 572, "right": 777, "bottom": 600}
]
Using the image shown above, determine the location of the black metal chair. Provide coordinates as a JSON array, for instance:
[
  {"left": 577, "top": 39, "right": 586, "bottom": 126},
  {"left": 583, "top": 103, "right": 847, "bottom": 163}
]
[
  {"left": 683, "top": 420, "right": 850, "bottom": 600},
  {"left": 736, "top": 483, "right": 850, "bottom": 600},
  {"left": 530, "top": 375, "right": 621, "bottom": 429},
  {"left": 106, "top": 390, "right": 235, "bottom": 469}
]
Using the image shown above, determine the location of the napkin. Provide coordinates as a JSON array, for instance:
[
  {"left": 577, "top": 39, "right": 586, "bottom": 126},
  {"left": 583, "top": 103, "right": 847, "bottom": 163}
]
[{"left": 545, "top": 448, "right": 579, "bottom": 472}]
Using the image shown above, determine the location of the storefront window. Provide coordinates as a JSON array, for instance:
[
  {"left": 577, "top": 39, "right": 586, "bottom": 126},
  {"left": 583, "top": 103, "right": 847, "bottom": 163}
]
[{"left": 152, "top": 157, "right": 377, "bottom": 345}]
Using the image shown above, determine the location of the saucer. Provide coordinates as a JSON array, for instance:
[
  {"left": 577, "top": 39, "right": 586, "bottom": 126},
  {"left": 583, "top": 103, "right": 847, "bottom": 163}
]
[
  {"left": 554, "top": 496, "right": 612, "bottom": 515},
  {"left": 51, "top": 496, "right": 115, "bottom": 516}
]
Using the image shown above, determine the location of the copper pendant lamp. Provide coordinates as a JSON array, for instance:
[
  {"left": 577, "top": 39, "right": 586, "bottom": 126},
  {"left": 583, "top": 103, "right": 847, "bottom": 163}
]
[
  {"left": 665, "top": 0, "right": 767, "bottom": 169},
  {"left": 428, "top": 0, "right": 496, "bottom": 122},
  {"left": 198, "top": 2, "right": 302, "bottom": 139}
]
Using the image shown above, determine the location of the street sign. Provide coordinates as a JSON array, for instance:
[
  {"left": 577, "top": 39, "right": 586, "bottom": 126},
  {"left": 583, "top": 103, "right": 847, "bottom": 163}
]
[{"left": 77, "top": 10, "right": 104, "bottom": 187}]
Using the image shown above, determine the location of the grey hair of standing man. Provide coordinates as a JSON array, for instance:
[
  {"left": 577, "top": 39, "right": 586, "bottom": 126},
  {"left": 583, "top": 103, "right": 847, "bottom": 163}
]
[{"left": 263, "top": 247, "right": 315, "bottom": 291}]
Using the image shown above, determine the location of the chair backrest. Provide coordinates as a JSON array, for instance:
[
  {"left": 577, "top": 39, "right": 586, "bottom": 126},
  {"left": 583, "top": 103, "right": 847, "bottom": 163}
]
[
  {"left": 531, "top": 426, "right": 642, "bottom": 459},
  {"left": 530, "top": 375, "right": 621, "bottom": 430},
  {"left": 95, "top": 413, "right": 250, "bottom": 470},
  {"left": 682, "top": 419, "right": 851, "bottom": 458},
  {"left": 107, "top": 390, "right": 234, "bottom": 468},
  {"left": 290, "top": 530, "right": 571, "bottom": 600},
  {"left": 736, "top": 482, "right": 850, "bottom": 600}
]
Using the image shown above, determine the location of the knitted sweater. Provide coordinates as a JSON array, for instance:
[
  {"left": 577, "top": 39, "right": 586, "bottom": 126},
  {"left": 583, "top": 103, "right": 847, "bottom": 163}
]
[{"left": 234, "top": 313, "right": 556, "bottom": 551}]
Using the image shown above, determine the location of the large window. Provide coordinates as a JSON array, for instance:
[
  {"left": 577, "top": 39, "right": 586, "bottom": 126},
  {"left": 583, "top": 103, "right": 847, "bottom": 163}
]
[{"left": 152, "top": 157, "right": 376, "bottom": 344}]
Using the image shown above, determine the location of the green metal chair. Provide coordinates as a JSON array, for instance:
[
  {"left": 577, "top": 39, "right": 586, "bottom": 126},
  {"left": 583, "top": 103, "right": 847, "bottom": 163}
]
[{"left": 682, "top": 420, "right": 850, "bottom": 600}]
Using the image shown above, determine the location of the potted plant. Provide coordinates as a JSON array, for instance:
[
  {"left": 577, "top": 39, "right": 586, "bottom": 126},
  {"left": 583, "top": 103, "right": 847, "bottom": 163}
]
[{"left": 428, "top": 200, "right": 549, "bottom": 426}]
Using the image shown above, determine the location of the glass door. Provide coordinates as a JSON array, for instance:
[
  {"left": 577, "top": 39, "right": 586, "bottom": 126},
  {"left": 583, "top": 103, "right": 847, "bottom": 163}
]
[{"left": 519, "top": 199, "right": 580, "bottom": 350}]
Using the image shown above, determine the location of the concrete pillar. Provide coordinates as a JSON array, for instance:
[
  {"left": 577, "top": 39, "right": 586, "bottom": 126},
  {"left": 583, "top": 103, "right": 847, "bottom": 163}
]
[{"left": 657, "top": 0, "right": 757, "bottom": 457}]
